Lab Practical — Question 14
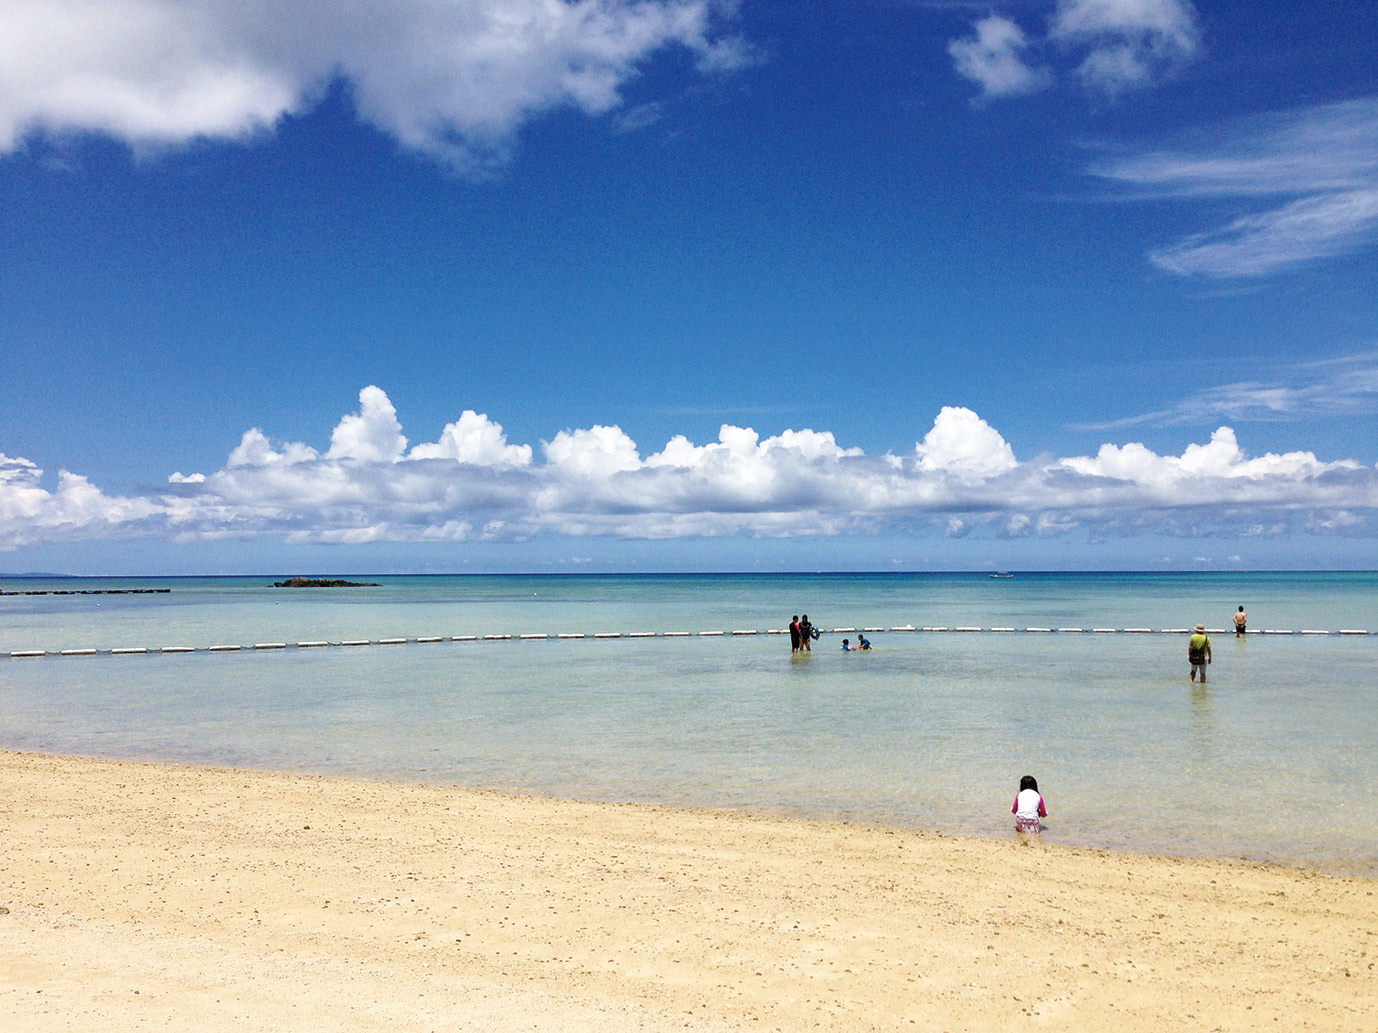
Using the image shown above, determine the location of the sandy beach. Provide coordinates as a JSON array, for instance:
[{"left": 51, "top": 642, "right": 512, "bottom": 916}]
[{"left": 2, "top": 751, "right": 1373, "bottom": 1031}]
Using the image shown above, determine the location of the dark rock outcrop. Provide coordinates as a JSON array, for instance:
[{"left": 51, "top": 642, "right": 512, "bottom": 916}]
[{"left": 271, "top": 577, "right": 381, "bottom": 588}]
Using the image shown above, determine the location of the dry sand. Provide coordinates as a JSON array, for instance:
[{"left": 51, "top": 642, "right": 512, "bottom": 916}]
[{"left": 2, "top": 750, "right": 1374, "bottom": 1031}]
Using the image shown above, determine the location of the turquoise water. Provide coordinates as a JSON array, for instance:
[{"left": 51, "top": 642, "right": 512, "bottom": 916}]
[{"left": 2, "top": 572, "right": 1376, "bottom": 873}]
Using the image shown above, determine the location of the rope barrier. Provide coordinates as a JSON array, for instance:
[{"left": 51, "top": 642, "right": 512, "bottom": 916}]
[{"left": 5, "top": 624, "right": 1370, "bottom": 659}]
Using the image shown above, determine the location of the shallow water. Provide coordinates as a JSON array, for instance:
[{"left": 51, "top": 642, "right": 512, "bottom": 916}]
[{"left": 2, "top": 572, "right": 1376, "bottom": 873}]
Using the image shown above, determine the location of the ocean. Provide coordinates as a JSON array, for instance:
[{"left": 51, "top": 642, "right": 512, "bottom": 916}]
[{"left": 2, "top": 571, "right": 1375, "bottom": 874}]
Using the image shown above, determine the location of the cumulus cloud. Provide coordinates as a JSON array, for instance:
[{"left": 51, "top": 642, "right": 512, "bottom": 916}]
[
  {"left": 0, "top": 0, "right": 747, "bottom": 170},
  {"left": 3, "top": 387, "right": 1377, "bottom": 552},
  {"left": 948, "top": 0, "right": 1199, "bottom": 100},
  {"left": 1058, "top": 426, "right": 1362, "bottom": 502},
  {"left": 227, "top": 428, "right": 319, "bottom": 468},
  {"left": 1049, "top": 0, "right": 1200, "bottom": 93},
  {"left": 545, "top": 425, "right": 643, "bottom": 478},
  {"left": 409, "top": 410, "right": 533, "bottom": 466},
  {"left": 0, "top": 454, "right": 166, "bottom": 548},
  {"left": 947, "top": 16, "right": 1050, "bottom": 100},
  {"left": 916, "top": 407, "right": 1018, "bottom": 479},
  {"left": 326, "top": 385, "right": 407, "bottom": 462},
  {"left": 1092, "top": 97, "right": 1378, "bottom": 277}
]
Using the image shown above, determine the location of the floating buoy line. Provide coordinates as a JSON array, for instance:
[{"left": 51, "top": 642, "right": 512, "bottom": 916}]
[
  {"left": 0, "top": 588, "right": 171, "bottom": 596},
  {"left": 5, "top": 624, "right": 1371, "bottom": 659}
]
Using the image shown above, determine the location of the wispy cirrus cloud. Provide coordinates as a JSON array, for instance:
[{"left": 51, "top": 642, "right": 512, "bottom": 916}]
[
  {"left": 949, "top": 0, "right": 1200, "bottom": 100},
  {"left": 1073, "top": 353, "right": 1378, "bottom": 431},
  {"left": 0, "top": 0, "right": 749, "bottom": 173},
  {"left": 1091, "top": 97, "right": 1378, "bottom": 276},
  {"left": 2, "top": 387, "right": 1375, "bottom": 551}
]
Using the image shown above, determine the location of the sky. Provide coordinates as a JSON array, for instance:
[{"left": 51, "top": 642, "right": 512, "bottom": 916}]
[{"left": 2, "top": 0, "right": 1377, "bottom": 575}]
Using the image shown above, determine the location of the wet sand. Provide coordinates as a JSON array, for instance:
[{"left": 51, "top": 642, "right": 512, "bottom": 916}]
[{"left": 2, "top": 750, "right": 1373, "bottom": 1031}]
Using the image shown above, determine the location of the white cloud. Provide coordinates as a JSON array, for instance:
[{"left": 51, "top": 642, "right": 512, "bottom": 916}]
[
  {"left": 1058, "top": 427, "right": 1365, "bottom": 507},
  {"left": 1050, "top": 0, "right": 1200, "bottom": 93},
  {"left": 227, "top": 427, "right": 319, "bottom": 468},
  {"left": 2, "top": 388, "right": 1377, "bottom": 552},
  {"left": 0, "top": 0, "right": 746, "bottom": 170},
  {"left": 1307, "top": 510, "right": 1371, "bottom": 536},
  {"left": 326, "top": 385, "right": 407, "bottom": 462},
  {"left": 948, "top": 0, "right": 1198, "bottom": 100},
  {"left": 0, "top": 454, "right": 165, "bottom": 548},
  {"left": 1148, "top": 190, "right": 1378, "bottom": 277},
  {"left": 409, "top": 410, "right": 533, "bottom": 466},
  {"left": 1002, "top": 514, "right": 1033, "bottom": 537},
  {"left": 613, "top": 101, "right": 665, "bottom": 133},
  {"left": 1092, "top": 97, "right": 1378, "bottom": 276},
  {"left": 544, "top": 425, "right": 643, "bottom": 478},
  {"left": 0, "top": 454, "right": 49, "bottom": 523},
  {"left": 1074, "top": 353, "right": 1378, "bottom": 430},
  {"left": 915, "top": 407, "right": 1017, "bottom": 478},
  {"left": 947, "top": 16, "right": 1050, "bottom": 100}
]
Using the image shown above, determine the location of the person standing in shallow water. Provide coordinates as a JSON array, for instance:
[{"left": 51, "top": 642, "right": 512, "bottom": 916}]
[
  {"left": 789, "top": 616, "right": 801, "bottom": 654},
  {"left": 1234, "top": 606, "right": 1247, "bottom": 637},
  {"left": 1189, "top": 623, "right": 1212, "bottom": 682},
  {"left": 798, "top": 614, "right": 814, "bottom": 652}
]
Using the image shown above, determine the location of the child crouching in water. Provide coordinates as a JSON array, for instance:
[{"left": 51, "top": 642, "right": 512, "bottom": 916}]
[{"left": 1012, "top": 775, "right": 1047, "bottom": 834}]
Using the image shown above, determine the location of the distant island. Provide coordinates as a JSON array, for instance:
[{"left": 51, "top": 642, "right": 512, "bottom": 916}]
[{"left": 271, "top": 577, "right": 381, "bottom": 588}]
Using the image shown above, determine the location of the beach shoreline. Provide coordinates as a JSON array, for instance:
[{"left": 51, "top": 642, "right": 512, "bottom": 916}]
[{"left": 2, "top": 750, "right": 1373, "bottom": 1031}]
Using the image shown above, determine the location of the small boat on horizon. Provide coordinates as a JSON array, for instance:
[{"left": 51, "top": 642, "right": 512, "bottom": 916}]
[{"left": 989, "top": 571, "right": 1014, "bottom": 579}]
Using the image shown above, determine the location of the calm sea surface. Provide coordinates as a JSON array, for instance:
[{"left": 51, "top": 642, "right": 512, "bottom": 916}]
[{"left": 2, "top": 572, "right": 1376, "bottom": 874}]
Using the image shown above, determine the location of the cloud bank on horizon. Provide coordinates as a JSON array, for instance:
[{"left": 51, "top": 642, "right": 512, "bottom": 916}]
[
  {"left": 0, "top": 0, "right": 749, "bottom": 172},
  {"left": 2, "top": 387, "right": 1374, "bottom": 552}
]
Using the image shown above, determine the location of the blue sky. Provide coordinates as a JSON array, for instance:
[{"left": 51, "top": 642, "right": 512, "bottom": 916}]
[{"left": 2, "top": 0, "right": 1377, "bottom": 574}]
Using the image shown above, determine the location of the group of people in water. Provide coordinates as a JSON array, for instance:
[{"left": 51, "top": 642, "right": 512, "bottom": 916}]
[{"left": 788, "top": 615, "right": 871, "bottom": 654}]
